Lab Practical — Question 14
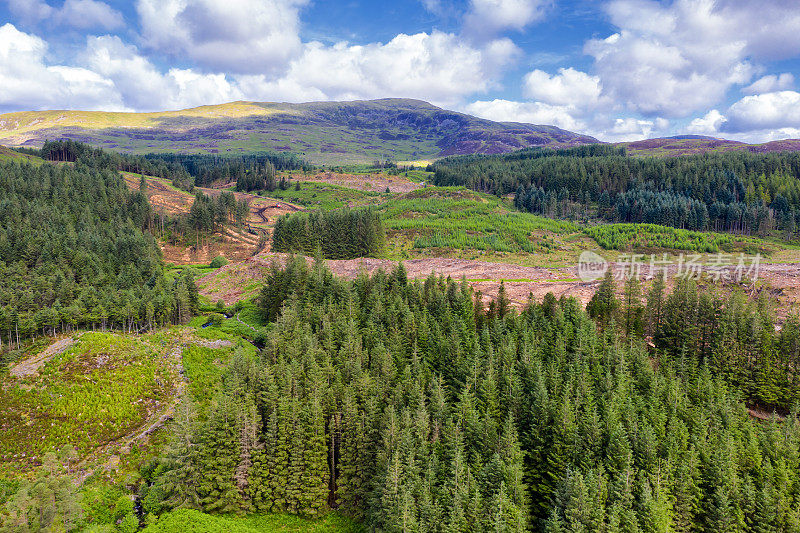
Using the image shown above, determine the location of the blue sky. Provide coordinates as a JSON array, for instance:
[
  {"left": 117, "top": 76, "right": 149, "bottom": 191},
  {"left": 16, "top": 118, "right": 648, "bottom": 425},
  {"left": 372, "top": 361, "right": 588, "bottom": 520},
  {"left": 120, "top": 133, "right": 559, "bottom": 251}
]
[{"left": 1, "top": 0, "right": 799, "bottom": 142}]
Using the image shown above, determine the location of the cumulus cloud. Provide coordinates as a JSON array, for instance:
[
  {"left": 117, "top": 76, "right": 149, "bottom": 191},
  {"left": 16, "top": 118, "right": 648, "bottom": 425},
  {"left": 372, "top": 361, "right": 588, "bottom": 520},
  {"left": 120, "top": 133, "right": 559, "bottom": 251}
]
[
  {"left": 237, "top": 32, "right": 518, "bottom": 107},
  {"left": 585, "top": 0, "right": 760, "bottom": 118},
  {"left": 3, "top": 0, "right": 123, "bottom": 29},
  {"left": 742, "top": 73, "right": 794, "bottom": 95},
  {"left": 3, "top": 0, "right": 53, "bottom": 23},
  {"left": 57, "top": 0, "right": 123, "bottom": 30},
  {"left": 464, "top": 97, "right": 671, "bottom": 141},
  {"left": 580, "top": 0, "right": 800, "bottom": 120},
  {"left": 606, "top": 117, "right": 668, "bottom": 140},
  {"left": 524, "top": 68, "right": 604, "bottom": 109},
  {"left": 0, "top": 9, "right": 518, "bottom": 114},
  {"left": 83, "top": 35, "right": 243, "bottom": 111},
  {"left": 136, "top": 0, "right": 307, "bottom": 74},
  {"left": 686, "top": 109, "right": 726, "bottom": 135},
  {"left": 0, "top": 23, "right": 122, "bottom": 111},
  {"left": 463, "top": 0, "right": 550, "bottom": 40},
  {"left": 464, "top": 99, "right": 587, "bottom": 131},
  {"left": 724, "top": 91, "right": 800, "bottom": 133}
]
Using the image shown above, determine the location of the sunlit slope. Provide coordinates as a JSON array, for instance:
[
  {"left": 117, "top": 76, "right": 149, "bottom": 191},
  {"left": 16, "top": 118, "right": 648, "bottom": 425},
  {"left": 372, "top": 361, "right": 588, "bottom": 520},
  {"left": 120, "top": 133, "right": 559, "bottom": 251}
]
[{"left": 0, "top": 98, "right": 598, "bottom": 164}]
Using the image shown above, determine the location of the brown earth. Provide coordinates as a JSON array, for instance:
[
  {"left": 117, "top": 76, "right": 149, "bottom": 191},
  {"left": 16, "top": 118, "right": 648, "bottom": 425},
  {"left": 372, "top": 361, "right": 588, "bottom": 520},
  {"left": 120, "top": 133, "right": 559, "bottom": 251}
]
[
  {"left": 200, "top": 252, "right": 611, "bottom": 308},
  {"left": 199, "top": 252, "right": 800, "bottom": 315},
  {"left": 123, "top": 173, "right": 303, "bottom": 264},
  {"left": 8, "top": 335, "right": 80, "bottom": 379},
  {"left": 297, "top": 171, "right": 425, "bottom": 193}
]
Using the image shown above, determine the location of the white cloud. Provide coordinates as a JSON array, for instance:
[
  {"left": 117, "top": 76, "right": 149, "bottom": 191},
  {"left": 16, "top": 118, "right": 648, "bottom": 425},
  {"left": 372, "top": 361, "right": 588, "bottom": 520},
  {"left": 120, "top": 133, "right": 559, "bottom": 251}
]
[
  {"left": 724, "top": 91, "right": 800, "bottom": 133},
  {"left": 83, "top": 35, "right": 243, "bottom": 111},
  {"left": 583, "top": 0, "right": 800, "bottom": 118},
  {"left": 464, "top": 97, "right": 671, "bottom": 141},
  {"left": 524, "top": 68, "right": 604, "bottom": 108},
  {"left": 136, "top": 0, "right": 308, "bottom": 74},
  {"left": 464, "top": 99, "right": 588, "bottom": 131},
  {"left": 0, "top": 23, "right": 122, "bottom": 111},
  {"left": 686, "top": 109, "right": 726, "bottom": 135},
  {"left": 239, "top": 32, "right": 518, "bottom": 107},
  {"left": 57, "top": 0, "right": 123, "bottom": 30},
  {"left": 585, "top": 0, "right": 757, "bottom": 117},
  {"left": 3, "top": 0, "right": 53, "bottom": 23},
  {"left": 714, "top": 0, "right": 800, "bottom": 61},
  {"left": 463, "top": 0, "right": 550, "bottom": 40},
  {"left": 0, "top": 12, "right": 518, "bottom": 114},
  {"left": 3, "top": 0, "right": 123, "bottom": 30},
  {"left": 742, "top": 73, "right": 794, "bottom": 95}
]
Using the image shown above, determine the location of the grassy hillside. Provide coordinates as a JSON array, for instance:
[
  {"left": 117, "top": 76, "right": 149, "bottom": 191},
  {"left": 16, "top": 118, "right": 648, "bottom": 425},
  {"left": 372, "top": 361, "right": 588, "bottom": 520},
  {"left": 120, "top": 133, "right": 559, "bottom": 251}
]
[
  {"left": 0, "top": 99, "right": 598, "bottom": 165},
  {"left": 620, "top": 136, "right": 800, "bottom": 156},
  {"left": 1, "top": 332, "right": 180, "bottom": 475},
  {"left": 0, "top": 146, "right": 43, "bottom": 164}
]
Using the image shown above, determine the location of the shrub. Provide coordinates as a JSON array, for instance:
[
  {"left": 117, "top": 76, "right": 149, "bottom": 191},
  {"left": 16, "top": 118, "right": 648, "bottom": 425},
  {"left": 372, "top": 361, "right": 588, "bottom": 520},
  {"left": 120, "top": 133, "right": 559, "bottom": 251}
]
[{"left": 209, "top": 256, "right": 228, "bottom": 269}]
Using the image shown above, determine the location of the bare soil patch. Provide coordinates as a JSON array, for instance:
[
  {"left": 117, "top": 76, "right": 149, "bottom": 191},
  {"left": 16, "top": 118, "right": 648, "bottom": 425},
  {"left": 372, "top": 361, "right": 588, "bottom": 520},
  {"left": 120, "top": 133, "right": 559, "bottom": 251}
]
[
  {"left": 9, "top": 335, "right": 79, "bottom": 378},
  {"left": 299, "top": 171, "right": 424, "bottom": 193},
  {"left": 124, "top": 173, "right": 303, "bottom": 263},
  {"left": 200, "top": 252, "right": 800, "bottom": 313}
]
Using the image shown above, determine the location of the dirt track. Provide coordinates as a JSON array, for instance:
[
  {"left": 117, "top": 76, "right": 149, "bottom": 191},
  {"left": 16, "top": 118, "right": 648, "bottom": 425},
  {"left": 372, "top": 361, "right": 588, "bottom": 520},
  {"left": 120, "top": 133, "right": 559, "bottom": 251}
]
[
  {"left": 123, "top": 173, "right": 800, "bottom": 312},
  {"left": 124, "top": 173, "right": 304, "bottom": 263}
]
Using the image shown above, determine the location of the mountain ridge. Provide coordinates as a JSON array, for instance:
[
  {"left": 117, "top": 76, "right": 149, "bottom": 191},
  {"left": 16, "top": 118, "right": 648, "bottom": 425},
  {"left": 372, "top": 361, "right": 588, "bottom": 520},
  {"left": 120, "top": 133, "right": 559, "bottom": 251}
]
[
  {"left": 0, "top": 98, "right": 599, "bottom": 165},
  {"left": 3, "top": 98, "right": 800, "bottom": 163}
]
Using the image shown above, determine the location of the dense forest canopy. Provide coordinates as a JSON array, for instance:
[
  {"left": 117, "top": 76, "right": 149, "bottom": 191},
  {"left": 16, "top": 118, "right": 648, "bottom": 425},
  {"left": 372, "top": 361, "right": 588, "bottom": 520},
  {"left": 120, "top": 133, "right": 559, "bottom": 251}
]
[
  {"left": 140, "top": 258, "right": 800, "bottom": 532},
  {"left": 143, "top": 152, "right": 311, "bottom": 188},
  {"left": 272, "top": 208, "right": 386, "bottom": 259},
  {"left": 0, "top": 158, "right": 198, "bottom": 351},
  {"left": 433, "top": 146, "right": 800, "bottom": 235},
  {"left": 34, "top": 140, "right": 311, "bottom": 191}
]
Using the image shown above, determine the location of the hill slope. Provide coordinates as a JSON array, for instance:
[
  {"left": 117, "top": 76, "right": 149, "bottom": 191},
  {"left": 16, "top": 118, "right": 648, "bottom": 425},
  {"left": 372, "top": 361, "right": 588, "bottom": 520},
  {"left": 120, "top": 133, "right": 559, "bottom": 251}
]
[
  {"left": 619, "top": 136, "right": 800, "bottom": 156},
  {"left": 0, "top": 99, "right": 598, "bottom": 165}
]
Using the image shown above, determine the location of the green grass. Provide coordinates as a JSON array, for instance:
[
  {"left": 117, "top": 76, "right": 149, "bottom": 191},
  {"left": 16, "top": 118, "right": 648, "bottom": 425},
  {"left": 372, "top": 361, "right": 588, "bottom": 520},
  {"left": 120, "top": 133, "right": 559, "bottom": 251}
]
[
  {"left": 585, "top": 223, "right": 777, "bottom": 254},
  {"left": 143, "top": 509, "right": 362, "bottom": 533},
  {"left": 267, "top": 182, "right": 386, "bottom": 210},
  {"left": 401, "top": 169, "right": 433, "bottom": 182},
  {"left": 164, "top": 265, "right": 218, "bottom": 285},
  {"left": 379, "top": 187, "right": 581, "bottom": 254},
  {"left": 0, "top": 332, "right": 178, "bottom": 474},
  {"left": 0, "top": 146, "right": 44, "bottom": 164},
  {"left": 182, "top": 344, "right": 234, "bottom": 416}
]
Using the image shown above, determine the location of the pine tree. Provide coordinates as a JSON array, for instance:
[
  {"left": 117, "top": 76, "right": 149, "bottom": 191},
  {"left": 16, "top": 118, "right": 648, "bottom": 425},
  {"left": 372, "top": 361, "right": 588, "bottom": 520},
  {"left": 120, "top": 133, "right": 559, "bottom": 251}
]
[{"left": 587, "top": 270, "right": 619, "bottom": 329}]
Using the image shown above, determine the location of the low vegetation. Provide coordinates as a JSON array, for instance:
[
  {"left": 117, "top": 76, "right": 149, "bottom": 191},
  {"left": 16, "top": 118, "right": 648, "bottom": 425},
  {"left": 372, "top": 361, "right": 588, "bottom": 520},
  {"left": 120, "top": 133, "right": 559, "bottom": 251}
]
[
  {"left": 584, "top": 223, "right": 773, "bottom": 253},
  {"left": 266, "top": 181, "right": 386, "bottom": 210},
  {"left": 142, "top": 508, "right": 360, "bottom": 532},
  {"left": 381, "top": 187, "right": 580, "bottom": 254},
  {"left": 0, "top": 332, "right": 178, "bottom": 474}
]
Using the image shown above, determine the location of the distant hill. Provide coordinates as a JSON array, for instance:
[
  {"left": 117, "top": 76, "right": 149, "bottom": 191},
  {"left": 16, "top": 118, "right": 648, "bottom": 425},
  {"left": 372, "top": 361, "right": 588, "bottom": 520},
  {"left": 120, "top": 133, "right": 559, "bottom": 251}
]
[
  {"left": 0, "top": 99, "right": 598, "bottom": 165},
  {"left": 619, "top": 137, "right": 800, "bottom": 157}
]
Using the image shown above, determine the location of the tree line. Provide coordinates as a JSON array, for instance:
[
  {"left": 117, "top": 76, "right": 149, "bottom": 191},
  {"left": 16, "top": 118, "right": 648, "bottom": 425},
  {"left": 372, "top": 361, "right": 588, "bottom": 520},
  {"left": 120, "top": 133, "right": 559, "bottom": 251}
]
[
  {"left": 0, "top": 159, "right": 198, "bottom": 353},
  {"left": 139, "top": 258, "right": 799, "bottom": 531},
  {"left": 143, "top": 152, "right": 311, "bottom": 188},
  {"left": 35, "top": 140, "right": 312, "bottom": 192},
  {"left": 434, "top": 145, "right": 800, "bottom": 236},
  {"left": 272, "top": 208, "right": 385, "bottom": 259}
]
